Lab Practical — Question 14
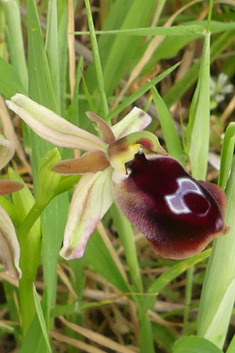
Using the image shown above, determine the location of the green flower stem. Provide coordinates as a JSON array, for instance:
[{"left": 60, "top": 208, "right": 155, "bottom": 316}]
[
  {"left": 183, "top": 265, "right": 194, "bottom": 335},
  {"left": 18, "top": 276, "right": 35, "bottom": 337},
  {"left": 17, "top": 201, "right": 45, "bottom": 336},
  {"left": 111, "top": 204, "right": 143, "bottom": 293},
  {"left": 17, "top": 201, "right": 45, "bottom": 241}
]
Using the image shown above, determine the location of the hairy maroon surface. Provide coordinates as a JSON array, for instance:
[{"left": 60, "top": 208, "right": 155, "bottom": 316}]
[{"left": 114, "top": 152, "right": 228, "bottom": 259}]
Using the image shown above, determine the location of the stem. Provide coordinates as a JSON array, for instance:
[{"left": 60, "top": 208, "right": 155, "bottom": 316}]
[
  {"left": 183, "top": 266, "right": 194, "bottom": 335},
  {"left": 111, "top": 204, "right": 143, "bottom": 293},
  {"left": 17, "top": 200, "right": 45, "bottom": 336},
  {"left": 17, "top": 201, "right": 45, "bottom": 239},
  {"left": 19, "top": 277, "right": 35, "bottom": 336}
]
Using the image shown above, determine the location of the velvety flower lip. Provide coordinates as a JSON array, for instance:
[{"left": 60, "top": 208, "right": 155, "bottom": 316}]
[
  {"left": 0, "top": 135, "right": 23, "bottom": 279},
  {"left": 6, "top": 94, "right": 229, "bottom": 261},
  {"left": 113, "top": 151, "right": 229, "bottom": 259}
]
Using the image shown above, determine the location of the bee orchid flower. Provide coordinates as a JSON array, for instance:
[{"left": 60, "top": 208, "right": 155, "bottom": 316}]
[
  {"left": 0, "top": 135, "right": 23, "bottom": 279},
  {"left": 6, "top": 94, "right": 229, "bottom": 261}
]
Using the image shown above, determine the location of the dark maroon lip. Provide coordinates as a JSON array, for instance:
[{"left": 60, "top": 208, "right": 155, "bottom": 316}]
[{"left": 114, "top": 152, "right": 229, "bottom": 259}]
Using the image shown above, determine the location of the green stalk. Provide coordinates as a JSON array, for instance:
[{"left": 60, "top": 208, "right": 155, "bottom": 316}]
[
  {"left": 184, "top": 2, "right": 212, "bottom": 334},
  {"left": 17, "top": 203, "right": 43, "bottom": 336},
  {"left": 197, "top": 157, "right": 235, "bottom": 348},
  {"left": 18, "top": 276, "right": 35, "bottom": 337},
  {"left": 84, "top": 0, "right": 109, "bottom": 118},
  {"left": 183, "top": 266, "right": 194, "bottom": 335},
  {"left": 111, "top": 204, "right": 143, "bottom": 293},
  {"left": 17, "top": 202, "right": 44, "bottom": 239}
]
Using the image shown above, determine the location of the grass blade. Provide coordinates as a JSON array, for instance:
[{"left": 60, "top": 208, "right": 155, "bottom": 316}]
[
  {"left": 107, "top": 62, "right": 180, "bottom": 121},
  {"left": 151, "top": 86, "right": 185, "bottom": 166},
  {"left": 84, "top": 0, "right": 109, "bottom": 118},
  {"left": 197, "top": 158, "right": 235, "bottom": 348},
  {"left": 33, "top": 284, "right": 52, "bottom": 353},
  {"left": 187, "top": 32, "right": 210, "bottom": 180}
]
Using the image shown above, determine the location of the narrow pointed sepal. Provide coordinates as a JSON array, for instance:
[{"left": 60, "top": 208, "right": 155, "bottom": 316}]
[
  {"left": 86, "top": 112, "right": 116, "bottom": 144},
  {"left": 60, "top": 167, "right": 114, "bottom": 260},
  {"left": 6, "top": 94, "right": 107, "bottom": 152},
  {"left": 113, "top": 152, "right": 229, "bottom": 260},
  {"left": 0, "top": 205, "right": 21, "bottom": 280},
  {"left": 52, "top": 151, "right": 109, "bottom": 175},
  {"left": 111, "top": 107, "right": 152, "bottom": 138}
]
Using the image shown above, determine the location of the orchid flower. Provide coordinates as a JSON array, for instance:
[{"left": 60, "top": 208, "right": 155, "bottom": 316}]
[
  {"left": 6, "top": 94, "right": 229, "bottom": 261},
  {"left": 0, "top": 135, "right": 23, "bottom": 279}
]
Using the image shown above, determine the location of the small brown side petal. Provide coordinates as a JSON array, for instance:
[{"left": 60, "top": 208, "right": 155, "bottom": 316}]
[
  {"left": 86, "top": 111, "right": 116, "bottom": 144},
  {"left": 52, "top": 150, "right": 110, "bottom": 175},
  {"left": 0, "top": 180, "right": 23, "bottom": 196}
]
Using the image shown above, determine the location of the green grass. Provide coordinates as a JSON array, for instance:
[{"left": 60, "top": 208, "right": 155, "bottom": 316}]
[{"left": 0, "top": 0, "right": 235, "bottom": 352}]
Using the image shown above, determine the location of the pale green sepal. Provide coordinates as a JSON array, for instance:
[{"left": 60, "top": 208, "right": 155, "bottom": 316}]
[
  {"left": 36, "top": 148, "right": 62, "bottom": 206},
  {"left": 6, "top": 94, "right": 107, "bottom": 152},
  {"left": 60, "top": 167, "right": 114, "bottom": 260},
  {"left": 0, "top": 204, "right": 21, "bottom": 280},
  {"left": 111, "top": 107, "right": 152, "bottom": 139},
  {"left": 0, "top": 135, "right": 15, "bottom": 170}
]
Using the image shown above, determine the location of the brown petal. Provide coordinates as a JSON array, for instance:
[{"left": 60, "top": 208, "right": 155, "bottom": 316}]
[
  {"left": 0, "top": 180, "right": 23, "bottom": 196},
  {"left": 86, "top": 111, "right": 116, "bottom": 144},
  {"left": 52, "top": 150, "right": 110, "bottom": 175}
]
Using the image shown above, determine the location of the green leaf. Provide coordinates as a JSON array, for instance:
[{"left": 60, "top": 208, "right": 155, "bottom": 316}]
[
  {"left": 197, "top": 158, "right": 235, "bottom": 348},
  {"left": 139, "top": 311, "right": 154, "bottom": 353},
  {"left": 151, "top": 86, "right": 185, "bottom": 166},
  {"left": 68, "top": 57, "right": 84, "bottom": 127},
  {"left": 218, "top": 122, "right": 235, "bottom": 190},
  {"left": 36, "top": 148, "right": 61, "bottom": 207},
  {"left": 144, "top": 249, "right": 211, "bottom": 311},
  {"left": 19, "top": 295, "right": 48, "bottom": 353},
  {"left": 75, "top": 24, "right": 205, "bottom": 37},
  {"left": 42, "top": 194, "right": 69, "bottom": 317},
  {"left": 9, "top": 169, "right": 41, "bottom": 281},
  {"left": 187, "top": 32, "right": 210, "bottom": 180},
  {"left": 173, "top": 336, "right": 223, "bottom": 353},
  {"left": 84, "top": 0, "right": 109, "bottom": 118},
  {"left": 26, "top": 0, "right": 57, "bottom": 112},
  {"left": 0, "top": 57, "right": 27, "bottom": 98},
  {"left": 163, "top": 30, "right": 235, "bottom": 108},
  {"left": 107, "top": 62, "right": 180, "bottom": 121},
  {"left": 4, "top": 0, "right": 28, "bottom": 91},
  {"left": 85, "top": 229, "right": 131, "bottom": 294},
  {"left": 0, "top": 195, "right": 19, "bottom": 228},
  {"left": 45, "top": 0, "right": 60, "bottom": 113},
  {"left": 152, "top": 323, "right": 176, "bottom": 353},
  {"left": 226, "top": 333, "right": 235, "bottom": 353},
  {"left": 84, "top": 0, "right": 156, "bottom": 98},
  {"left": 33, "top": 285, "right": 52, "bottom": 353}
]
